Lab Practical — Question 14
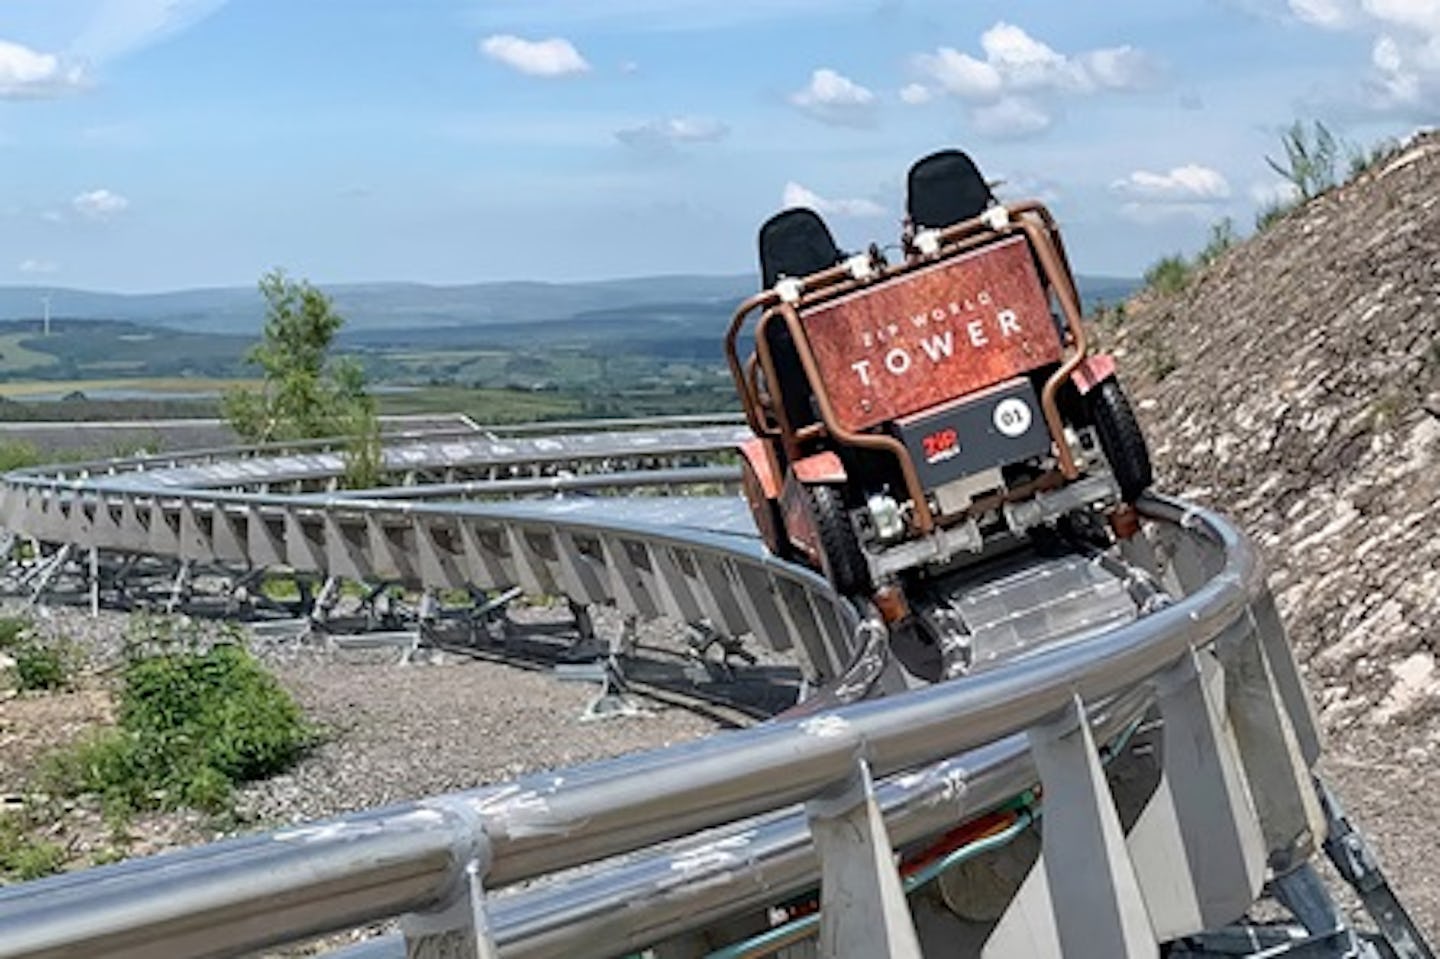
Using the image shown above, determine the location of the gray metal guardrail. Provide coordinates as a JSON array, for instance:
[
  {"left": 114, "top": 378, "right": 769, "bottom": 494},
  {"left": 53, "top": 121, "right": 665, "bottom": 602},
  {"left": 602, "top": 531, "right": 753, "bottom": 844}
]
[
  {"left": 0, "top": 465, "right": 1329, "bottom": 959},
  {"left": 0, "top": 423, "right": 854, "bottom": 682}
]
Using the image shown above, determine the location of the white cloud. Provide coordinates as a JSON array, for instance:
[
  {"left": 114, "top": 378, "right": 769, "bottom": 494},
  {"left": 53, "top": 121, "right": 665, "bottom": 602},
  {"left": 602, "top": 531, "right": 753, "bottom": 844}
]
[
  {"left": 899, "top": 83, "right": 933, "bottom": 105},
  {"left": 992, "top": 173, "right": 1061, "bottom": 204},
  {"left": 911, "top": 48, "right": 1004, "bottom": 98},
  {"left": 788, "top": 68, "right": 877, "bottom": 127},
  {"left": 1115, "top": 164, "right": 1234, "bottom": 223},
  {"left": 1363, "top": 0, "right": 1440, "bottom": 33},
  {"left": 480, "top": 34, "right": 590, "bottom": 77},
  {"left": 1289, "top": 0, "right": 1355, "bottom": 26},
  {"left": 72, "top": 188, "right": 129, "bottom": 219},
  {"left": 0, "top": 39, "right": 86, "bottom": 99},
  {"left": 913, "top": 22, "right": 1157, "bottom": 98},
  {"left": 616, "top": 116, "right": 729, "bottom": 150},
  {"left": 18, "top": 258, "right": 59, "bottom": 275},
  {"left": 972, "top": 96, "right": 1053, "bottom": 139},
  {"left": 781, "top": 181, "right": 886, "bottom": 218},
  {"left": 2, "top": 2, "right": 224, "bottom": 98},
  {"left": 69, "top": 0, "right": 228, "bottom": 66},
  {"left": 978, "top": 22, "right": 1075, "bottom": 90},
  {"left": 1112, "top": 164, "right": 1232, "bottom": 201},
  {"left": 1249, "top": 179, "right": 1304, "bottom": 207},
  {"left": 908, "top": 22, "right": 1158, "bottom": 138},
  {"left": 1282, "top": 0, "right": 1440, "bottom": 111},
  {"left": 1080, "top": 46, "right": 1160, "bottom": 89}
]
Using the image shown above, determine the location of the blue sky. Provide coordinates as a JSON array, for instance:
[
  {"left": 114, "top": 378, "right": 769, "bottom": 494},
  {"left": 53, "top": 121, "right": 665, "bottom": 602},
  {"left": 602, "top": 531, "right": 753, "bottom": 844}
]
[{"left": 1, "top": 0, "right": 1437, "bottom": 292}]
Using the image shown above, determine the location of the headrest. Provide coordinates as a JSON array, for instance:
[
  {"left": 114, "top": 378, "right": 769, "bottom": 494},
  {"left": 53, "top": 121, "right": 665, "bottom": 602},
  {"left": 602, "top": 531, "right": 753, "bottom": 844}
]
[
  {"left": 758, "top": 207, "right": 844, "bottom": 289},
  {"left": 906, "top": 149, "right": 994, "bottom": 230}
]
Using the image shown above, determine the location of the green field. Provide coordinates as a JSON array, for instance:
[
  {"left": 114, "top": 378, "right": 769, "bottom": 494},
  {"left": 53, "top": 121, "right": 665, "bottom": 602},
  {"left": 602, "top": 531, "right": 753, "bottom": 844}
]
[
  {"left": 0, "top": 376, "right": 253, "bottom": 399},
  {"left": 379, "top": 385, "right": 583, "bottom": 423},
  {"left": 0, "top": 334, "right": 60, "bottom": 374}
]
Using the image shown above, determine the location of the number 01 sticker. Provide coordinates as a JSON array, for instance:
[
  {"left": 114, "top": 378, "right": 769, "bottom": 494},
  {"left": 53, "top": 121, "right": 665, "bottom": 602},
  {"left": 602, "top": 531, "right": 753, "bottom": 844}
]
[{"left": 992, "top": 397, "right": 1032, "bottom": 438}]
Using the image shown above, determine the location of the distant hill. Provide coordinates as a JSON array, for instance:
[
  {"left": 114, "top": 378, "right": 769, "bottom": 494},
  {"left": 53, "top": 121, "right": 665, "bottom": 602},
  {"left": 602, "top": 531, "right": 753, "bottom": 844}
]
[{"left": 0, "top": 273, "right": 1140, "bottom": 336}]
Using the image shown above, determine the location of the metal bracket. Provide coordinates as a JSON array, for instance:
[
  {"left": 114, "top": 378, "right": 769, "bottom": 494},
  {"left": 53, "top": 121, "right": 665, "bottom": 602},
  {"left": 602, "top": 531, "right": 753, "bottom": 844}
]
[
  {"left": 1318, "top": 776, "right": 1435, "bottom": 959},
  {"left": 554, "top": 656, "right": 649, "bottom": 722},
  {"left": 684, "top": 619, "right": 757, "bottom": 682},
  {"left": 401, "top": 803, "right": 499, "bottom": 959}
]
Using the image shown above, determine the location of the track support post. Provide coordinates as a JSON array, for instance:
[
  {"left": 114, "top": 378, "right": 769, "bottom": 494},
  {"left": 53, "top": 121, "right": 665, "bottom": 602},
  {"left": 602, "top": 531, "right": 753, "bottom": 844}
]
[
  {"left": 806, "top": 758, "right": 922, "bottom": 959},
  {"left": 1027, "top": 693, "right": 1155, "bottom": 959},
  {"left": 1127, "top": 649, "right": 1265, "bottom": 939},
  {"left": 88, "top": 547, "right": 99, "bottom": 617}
]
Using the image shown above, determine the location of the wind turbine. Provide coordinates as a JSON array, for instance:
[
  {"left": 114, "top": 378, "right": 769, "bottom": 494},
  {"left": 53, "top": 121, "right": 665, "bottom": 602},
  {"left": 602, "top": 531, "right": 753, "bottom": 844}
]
[{"left": 41, "top": 294, "right": 51, "bottom": 337}]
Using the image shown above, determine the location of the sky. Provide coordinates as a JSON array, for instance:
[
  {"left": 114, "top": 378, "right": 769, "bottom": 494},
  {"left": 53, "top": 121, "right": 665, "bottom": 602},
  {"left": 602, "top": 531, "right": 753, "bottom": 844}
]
[{"left": 0, "top": 0, "right": 1437, "bottom": 293}]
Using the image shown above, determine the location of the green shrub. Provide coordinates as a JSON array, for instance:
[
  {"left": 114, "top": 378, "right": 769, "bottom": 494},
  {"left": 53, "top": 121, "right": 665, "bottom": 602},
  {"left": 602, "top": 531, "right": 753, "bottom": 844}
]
[
  {"left": 1144, "top": 255, "right": 1191, "bottom": 296},
  {"left": 0, "top": 616, "right": 29, "bottom": 651},
  {"left": 1255, "top": 200, "right": 1294, "bottom": 232},
  {"left": 1267, "top": 119, "right": 1340, "bottom": 200},
  {"left": 1347, "top": 136, "right": 1401, "bottom": 181},
  {"left": 43, "top": 629, "right": 313, "bottom": 815},
  {"left": 1196, "top": 217, "right": 1237, "bottom": 268},
  {"left": 0, "top": 617, "right": 71, "bottom": 693},
  {"left": 0, "top": 441, "right": 43, "bottom": 473},
  {"left": 13, "top": 642, "right": 68, "bottom": 692},
  {"left": 0, "top": 811, "right": 65, "bottom": 881}
]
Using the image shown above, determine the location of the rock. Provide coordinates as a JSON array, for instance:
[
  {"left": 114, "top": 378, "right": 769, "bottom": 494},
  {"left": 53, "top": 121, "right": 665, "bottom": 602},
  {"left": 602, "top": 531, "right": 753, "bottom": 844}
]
[
  {"left": 1111, "top": 130, "right": 1440, "bottom": 723},
  {"left": 1370, "top": 652, "right": 1437, "bottom": 726}
]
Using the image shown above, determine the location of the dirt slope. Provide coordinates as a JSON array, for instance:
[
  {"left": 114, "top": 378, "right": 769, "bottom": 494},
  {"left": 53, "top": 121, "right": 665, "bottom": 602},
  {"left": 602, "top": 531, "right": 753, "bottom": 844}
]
[{"left": 1108, "top": 132, "right": 1440, "bottom": 731}]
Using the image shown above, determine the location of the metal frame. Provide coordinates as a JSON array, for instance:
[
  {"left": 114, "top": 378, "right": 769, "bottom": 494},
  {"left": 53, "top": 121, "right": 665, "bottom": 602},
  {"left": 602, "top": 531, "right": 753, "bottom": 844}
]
[{"left": 724, "top": 201, "right": 1089, "bottom": 536}]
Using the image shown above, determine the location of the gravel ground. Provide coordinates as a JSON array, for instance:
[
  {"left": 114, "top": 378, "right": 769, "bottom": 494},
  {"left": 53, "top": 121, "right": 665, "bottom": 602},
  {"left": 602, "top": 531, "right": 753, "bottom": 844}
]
[
  {"left": 3, "top": 598, "right": 1439, "bottom": 951},
  {"left": 1320, "top": 720, "right": 1440, "bottom": 944},
  {"left": 235, "top": 645, "right": 728, "bottom": 826}
]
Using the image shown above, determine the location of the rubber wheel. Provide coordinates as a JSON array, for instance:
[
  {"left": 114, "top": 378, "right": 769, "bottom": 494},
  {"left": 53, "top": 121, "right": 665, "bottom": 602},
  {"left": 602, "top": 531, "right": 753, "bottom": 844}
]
[
  {"left": 1088, "top": 378, "right": 1153, "bottom": 502},
  {"left": 806, "top": 484, "right": 870, "bottom": 597}
]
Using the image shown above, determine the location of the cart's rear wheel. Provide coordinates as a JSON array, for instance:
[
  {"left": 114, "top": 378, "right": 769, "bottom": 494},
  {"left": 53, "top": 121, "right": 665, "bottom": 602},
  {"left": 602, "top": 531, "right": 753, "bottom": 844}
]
[
  {"left": 1088, "top": 378, "right": 1153, "bottom": 502},
  {"left": 805, "top": 484, "right": 870, "bottom": 596}
]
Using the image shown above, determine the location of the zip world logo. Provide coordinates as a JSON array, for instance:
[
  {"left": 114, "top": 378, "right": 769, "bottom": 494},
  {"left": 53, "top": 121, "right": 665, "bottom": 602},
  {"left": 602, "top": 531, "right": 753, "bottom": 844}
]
[{"left": 848, "top": 309, "right": 1024, "bottom": 388}]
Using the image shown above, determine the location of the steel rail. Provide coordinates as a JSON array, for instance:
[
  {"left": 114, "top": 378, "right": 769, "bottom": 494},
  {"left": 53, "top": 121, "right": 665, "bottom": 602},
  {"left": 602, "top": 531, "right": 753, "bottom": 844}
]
[
  {"left": 0, "top": 423, "right": 844, "bottom": 681},
  {"left": 0, "top": 495, "right": 1263, "bottom": 959},
  {"left": 4, "top": 413, "right": 744, "bottom": 481}
]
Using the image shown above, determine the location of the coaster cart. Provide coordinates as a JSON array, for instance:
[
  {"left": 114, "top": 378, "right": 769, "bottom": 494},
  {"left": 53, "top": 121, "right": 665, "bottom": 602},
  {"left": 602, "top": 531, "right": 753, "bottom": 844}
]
[{"left": 725, "top": 149, "right": 1153, "bottom": 622}]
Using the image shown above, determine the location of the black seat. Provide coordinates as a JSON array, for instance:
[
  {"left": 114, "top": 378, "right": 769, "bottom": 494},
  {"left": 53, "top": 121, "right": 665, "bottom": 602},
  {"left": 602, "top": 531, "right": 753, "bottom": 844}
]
[
  {"left": 755, "top": 208, "right": 844, "bottom": 433},
  {"left": 906, "top": 149, "right": 994, "bottom": 230},
  {"left": 758, "top": 207, "right": 844, "bottom": 288}
]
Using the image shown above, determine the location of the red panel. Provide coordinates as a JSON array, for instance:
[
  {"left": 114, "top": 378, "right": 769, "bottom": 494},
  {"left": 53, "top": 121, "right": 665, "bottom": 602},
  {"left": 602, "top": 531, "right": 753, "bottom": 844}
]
[
  {"left": 738, "top": 437, "right": 782, "bottom": 498},
  {"left": 792, "top": 451, "right": 846, "bottom": 484},
  {"left": 1072, "top": 353, "right": 1117, "bottom": 394},
  {"left": 801, "top": 236, "right": 1062, "bottom": 432}
]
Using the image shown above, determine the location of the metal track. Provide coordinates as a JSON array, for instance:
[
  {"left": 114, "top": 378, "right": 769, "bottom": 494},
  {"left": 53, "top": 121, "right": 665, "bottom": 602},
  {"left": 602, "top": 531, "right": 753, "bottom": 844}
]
[{"left": 0, "top": 418, "right": 1421, "bottom": 958}]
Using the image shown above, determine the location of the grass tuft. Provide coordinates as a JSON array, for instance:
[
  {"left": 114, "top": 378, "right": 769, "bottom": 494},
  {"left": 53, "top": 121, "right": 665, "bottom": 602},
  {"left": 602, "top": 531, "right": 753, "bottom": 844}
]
[{"left": 40, "top": 618, "right": 314, "bottom": 816}]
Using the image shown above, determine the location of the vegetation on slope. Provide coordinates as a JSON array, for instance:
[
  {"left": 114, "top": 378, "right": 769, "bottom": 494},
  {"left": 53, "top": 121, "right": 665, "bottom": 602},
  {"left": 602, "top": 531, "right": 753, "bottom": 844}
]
[{"left": 1111, "top": 124, "right": 1440, "bottom": 729}]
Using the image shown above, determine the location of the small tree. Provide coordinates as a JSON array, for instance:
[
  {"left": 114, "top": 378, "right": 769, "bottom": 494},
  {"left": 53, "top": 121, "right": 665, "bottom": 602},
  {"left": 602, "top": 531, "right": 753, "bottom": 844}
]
[
  {"left": 1266, "top": 120, "right": 1340, "bottom": 201},
  {"left": 223, "top": 270, "right": 382, "bottom": 486}
]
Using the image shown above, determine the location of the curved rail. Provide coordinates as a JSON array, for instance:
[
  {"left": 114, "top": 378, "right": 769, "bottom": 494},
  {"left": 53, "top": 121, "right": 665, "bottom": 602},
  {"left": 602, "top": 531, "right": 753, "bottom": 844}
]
[{"left": 0, "top": 422, "right": 1327, "bottom": 958}]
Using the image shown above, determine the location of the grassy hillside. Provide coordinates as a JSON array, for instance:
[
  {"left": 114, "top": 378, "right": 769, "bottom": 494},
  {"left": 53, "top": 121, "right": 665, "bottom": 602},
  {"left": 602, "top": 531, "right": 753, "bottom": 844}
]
[{"left": 1106, "top": 131, "right": 1440, "bottom": 729}]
